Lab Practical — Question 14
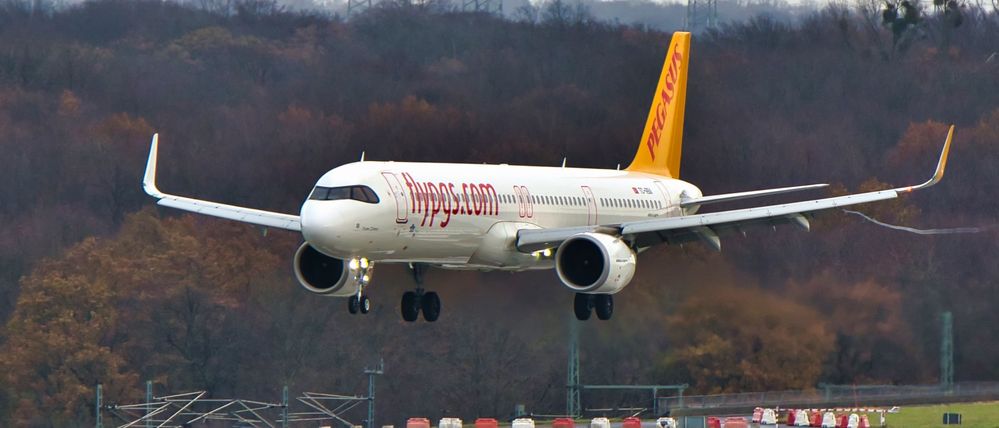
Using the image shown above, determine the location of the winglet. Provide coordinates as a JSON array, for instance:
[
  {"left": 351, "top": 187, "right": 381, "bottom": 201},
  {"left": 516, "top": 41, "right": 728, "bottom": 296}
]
[
  {"left": 898, "top": 124, "right": 954, "bottom": 193},
  {"left": 143, "top": 133, "right": 164, "bottom": 198}
]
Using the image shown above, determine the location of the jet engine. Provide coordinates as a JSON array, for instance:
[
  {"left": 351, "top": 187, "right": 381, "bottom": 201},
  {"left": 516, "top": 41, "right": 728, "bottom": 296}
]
[
  {"left": 293, "top": 243, "right": 367, "bottom": 297},
  {"left": 555, "top": 232, "right": 636, "bottom": 294}
]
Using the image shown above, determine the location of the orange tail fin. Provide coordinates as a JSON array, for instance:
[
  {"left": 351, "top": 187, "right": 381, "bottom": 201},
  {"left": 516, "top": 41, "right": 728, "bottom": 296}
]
[{"left": 626, "top": 32, "right": 691, "bottom": 178}]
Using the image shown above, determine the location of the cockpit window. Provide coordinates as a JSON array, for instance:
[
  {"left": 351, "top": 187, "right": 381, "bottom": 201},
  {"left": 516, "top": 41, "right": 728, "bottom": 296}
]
[{"left": 310, "top": 185, "right": 380, "bottom": 203}]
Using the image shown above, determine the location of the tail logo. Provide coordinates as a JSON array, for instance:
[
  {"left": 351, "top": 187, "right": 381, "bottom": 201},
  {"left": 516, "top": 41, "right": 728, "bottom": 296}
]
[{"left": 646, "top": 49, "right": 683, "bottom": 161}]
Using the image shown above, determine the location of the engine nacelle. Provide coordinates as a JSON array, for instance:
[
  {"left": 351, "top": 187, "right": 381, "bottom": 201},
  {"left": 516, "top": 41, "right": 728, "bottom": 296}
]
[
  {"left": 293, "top": 243, "right": 367, "bottom": 297},
  {"left": 555, "top": 233, "right": 636, "bottom": 294}
]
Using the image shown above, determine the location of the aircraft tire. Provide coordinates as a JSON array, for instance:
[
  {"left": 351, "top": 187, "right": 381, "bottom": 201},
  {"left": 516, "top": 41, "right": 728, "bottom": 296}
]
[
  {"left": 573, "top": 293, "right": 593, "bottom": 321},
  {"left": 348, "top": 295, "right": 360, "bottom": 314},
  {"left": 421, "top": 292, "right": 441, "bottom": 322},
  {"left": 594, "top": 294, "right": 613, "bottom": 320},
  {"left": 401, "top": 291, "right": 420, "bottom": 322},
  {"left": 360, "top": 295, "right": 371, "bottom": 314}
]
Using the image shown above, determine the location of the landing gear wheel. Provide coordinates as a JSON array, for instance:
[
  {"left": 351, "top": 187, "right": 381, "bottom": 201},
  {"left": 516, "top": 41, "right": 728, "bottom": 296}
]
[
  {"left": 594, "top": 294, "right": 613, "bottom": 320},
  {"left": 420, "top": 291, "right": 441, "bottom": 322},
  {"left": 401, "top": 291, "right": 420, "bottom": 322},
  {"left": 359, "top": 295, "right": 371, "bottom": 314},
  {"left": 573, "top": 293, "right": 593, "bottom": 321},
  {"left": 348, "top": 295, "right": 360, "bottom": 314},
  {"left": 421, "top": 292, "right": 441, "bottom": 322}
]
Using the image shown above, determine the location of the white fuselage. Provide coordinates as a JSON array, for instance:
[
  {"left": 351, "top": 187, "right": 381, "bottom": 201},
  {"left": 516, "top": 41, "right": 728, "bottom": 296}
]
[{"left": 300, "top": 161, "right": 702, "bottom": 270}]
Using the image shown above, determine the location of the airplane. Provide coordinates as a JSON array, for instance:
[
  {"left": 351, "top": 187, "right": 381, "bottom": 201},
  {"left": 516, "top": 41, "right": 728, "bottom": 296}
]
[{"left": 142, "top": 31, "right": 955, "bottom": 323}]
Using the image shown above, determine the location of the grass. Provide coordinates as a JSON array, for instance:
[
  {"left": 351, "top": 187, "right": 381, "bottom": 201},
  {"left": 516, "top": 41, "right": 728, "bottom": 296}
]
[{"left": 886, "top": 401, "right": 999, "bottom": 428}]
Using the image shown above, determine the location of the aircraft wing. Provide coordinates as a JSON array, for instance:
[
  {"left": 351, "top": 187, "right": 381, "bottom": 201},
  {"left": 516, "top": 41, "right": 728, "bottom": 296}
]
[
  {"left": 517, "top": 125, "right": 954, "bottom": 253},
  {"left": 143, "top": 134, "right": 302, "bottom": 231}
]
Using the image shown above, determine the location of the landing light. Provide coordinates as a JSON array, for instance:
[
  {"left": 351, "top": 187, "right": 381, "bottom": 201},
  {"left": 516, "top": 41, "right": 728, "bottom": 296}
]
[
  {"left": 542, "top": 248, "right": 552, "bottom": 257},
  {"left": 349, "top": 258, "right": 360, "bottom": 270},
  {"left": 362, "top": 274, "right": 370, "bottom": 283},
  {"left": 360, "top": 258, "right": 369, "bottom": 269}
]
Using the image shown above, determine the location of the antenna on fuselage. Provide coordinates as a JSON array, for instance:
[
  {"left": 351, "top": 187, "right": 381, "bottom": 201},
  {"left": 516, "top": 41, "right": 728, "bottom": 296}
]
[
  {"left": 616, "top": 163, "right": 620, "bottom": 170},
  {"left": 360, "top": 151, "right": 366, "bottom": 162},
  {"left": 562, "top": 157, "right": 567, "bottom": 168}
]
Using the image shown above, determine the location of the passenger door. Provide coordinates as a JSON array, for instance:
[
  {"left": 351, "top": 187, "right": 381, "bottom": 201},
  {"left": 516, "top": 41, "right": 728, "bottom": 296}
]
[
  {"left": 381, "top": 172, "right": 409, "bottom": 224},
  {"left": 581, "top": 185, "right": 597, "bottom": 225}
]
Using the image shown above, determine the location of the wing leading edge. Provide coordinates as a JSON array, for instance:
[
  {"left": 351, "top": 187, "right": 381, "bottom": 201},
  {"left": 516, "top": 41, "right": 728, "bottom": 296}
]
[
  {"left": 143, "top": 134, "right": 302, "bottom": 231},
  {"left": 517, "top": 125, "right": 956, "bottom": 253}
]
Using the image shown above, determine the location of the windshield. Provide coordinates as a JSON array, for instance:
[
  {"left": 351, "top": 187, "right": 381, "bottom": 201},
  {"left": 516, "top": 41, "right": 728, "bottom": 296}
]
[{"left": 309, "top": 185, "right": 379, "bottom": 203}]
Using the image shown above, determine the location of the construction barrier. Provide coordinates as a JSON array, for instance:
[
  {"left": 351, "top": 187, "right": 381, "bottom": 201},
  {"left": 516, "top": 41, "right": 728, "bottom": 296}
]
[
  {"left": 859, "top": 415, "right": 870, "bottom": 428},
  {"left": 512, "top": 418, "right": 535, "bottom": 428},
  {"left": 848, "top": 413, "right": 860, "bottom": 428},
  {"left": 439, "top": 418, "right": 462, "bottom": 428},
  {"left": 752, "top": 407, "right": 763, "bottom": 423},
  {"left": 706, "top": 416, "right": 721, "bottom": 428},
  {"left": 553, "top": 417, "right": 575, "bottom": 428},
  {"left": 810, "top": 410, "right": 822, "bottom": 427},
  {"left": 474, "top": 418, "right": 498, "bottom": 428},
  {"left": 786, "top": 409, "right": 797, "bottom": 426},
  {"left": 721, "top": 417, "right": 749, "bottom": 428},
  {"left": 407, "top": 418, "right": 431, "bottom": 428},
  {"left": 761, "top": 408, "right": 777, "bottom": 425},
  {"left": 821, "top": 411, "right": 836, "bottom": 428},
  {"left": 655, "top": 416, "right": 677, "bottom": 428},
  {"left": 795, "top": 409, "right": 810, "bottom": 427},
  {"left": 590, "top": 417, "right": 610, "bottom": 428},
  {"left": 622, "top": 416, "right": 642, "bottom": 428}
]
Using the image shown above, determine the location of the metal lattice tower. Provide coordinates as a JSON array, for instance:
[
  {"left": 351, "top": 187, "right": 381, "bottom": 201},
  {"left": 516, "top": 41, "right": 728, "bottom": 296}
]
[
  {"left": 365, "top": 359, "right": 384, "bottom": 428},
  {"left": 347, "top": 0, "right": 374, "bottom": 16},
  {"left": 685, "top": 0, "right": 718, "bottom": 31},
  {"left": 567, "top": 316, "right": 581, "bottom": 417},
  {"left": 941, "top": 311, "right": 954, "bottom": 388},
  {"left": 462, "top": 0, "right": 502, "bottom": 14}
]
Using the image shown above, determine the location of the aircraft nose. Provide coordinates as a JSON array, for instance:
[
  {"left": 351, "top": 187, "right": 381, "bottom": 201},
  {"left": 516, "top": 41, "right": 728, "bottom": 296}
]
[{"left": 300, "top": 200, "right": 341, "bottom": 252}]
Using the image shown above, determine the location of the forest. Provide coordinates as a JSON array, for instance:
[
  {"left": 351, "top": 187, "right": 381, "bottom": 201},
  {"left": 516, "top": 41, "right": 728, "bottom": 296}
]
[{"left": 0, "top": 0, "right": 997, "bottom": 425}]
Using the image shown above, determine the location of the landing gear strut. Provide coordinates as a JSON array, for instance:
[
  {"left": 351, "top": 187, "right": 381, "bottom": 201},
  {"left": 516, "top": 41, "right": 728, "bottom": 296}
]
[
  {"left": 573, "top": 293, "right": 613, "bottom": 321},
  {"left": 401, "top": 263, "right": 441, "bottom": 322}
]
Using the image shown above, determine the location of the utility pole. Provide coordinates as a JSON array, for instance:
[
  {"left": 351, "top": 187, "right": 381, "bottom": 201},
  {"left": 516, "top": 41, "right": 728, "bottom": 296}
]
[
  {"left": 282, "top": 385, "right": 289, "bottom": 428},
  {"left": 567, "top": 315, "right": 581, "bottom": 417},
  {"left": 941, "top": 311, "right": 954, "bottom": 389},
  {"left": 365, "top": 359, "right": 385, "bottom": 428},
  {"left": 95, "top": 384, "right": 103, "bottom": 428},
  {"left": 145, "top": 380, "right": 152, "bottom": 428}
]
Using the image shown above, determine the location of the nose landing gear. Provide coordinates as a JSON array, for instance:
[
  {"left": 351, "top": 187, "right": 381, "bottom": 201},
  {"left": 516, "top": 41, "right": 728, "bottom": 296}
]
[
  {"left": 346, "top": 257, "right": 372, "bottom": 316},
  {"left": 400, "top": 263, "right": 442, "bottom": 322},
  {"left": 348, "top": 294, "right": 371, "bottom": 314}
]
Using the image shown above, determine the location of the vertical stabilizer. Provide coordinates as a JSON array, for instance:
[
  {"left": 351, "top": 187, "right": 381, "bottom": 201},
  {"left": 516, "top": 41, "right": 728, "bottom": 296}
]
[{"left": 626, "top": 32, "right": 691, "bottom": 178}]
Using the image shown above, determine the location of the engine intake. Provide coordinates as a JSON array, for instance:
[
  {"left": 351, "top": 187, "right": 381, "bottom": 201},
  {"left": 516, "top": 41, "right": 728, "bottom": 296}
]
[
  {"left": 293, "top": 243, "right": 364, "bottom": 297},
  {"left": 555, "top": 233, "right": 636, "bottom": 294}
]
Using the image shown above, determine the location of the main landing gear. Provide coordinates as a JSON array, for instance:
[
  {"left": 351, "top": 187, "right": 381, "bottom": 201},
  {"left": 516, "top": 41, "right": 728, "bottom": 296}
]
[
  {"left": 573, "top": 293, "right": 613, "bottom": 321},
  {"left": 401, "top": 263, "right": 441, "bottom": 322}
]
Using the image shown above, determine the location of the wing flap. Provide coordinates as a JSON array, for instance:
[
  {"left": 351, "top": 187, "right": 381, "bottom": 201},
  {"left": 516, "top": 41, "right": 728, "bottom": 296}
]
[{"left": 679, "top": 183, "right": 828, "bottom": 207}]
